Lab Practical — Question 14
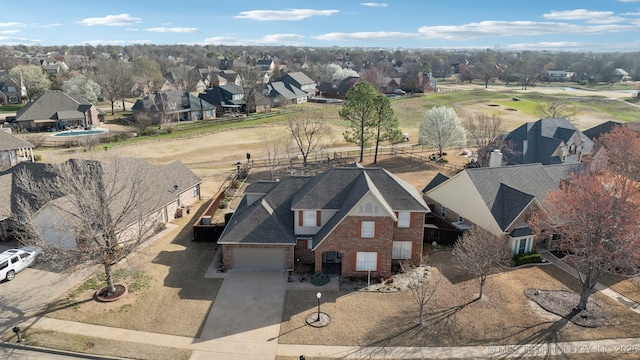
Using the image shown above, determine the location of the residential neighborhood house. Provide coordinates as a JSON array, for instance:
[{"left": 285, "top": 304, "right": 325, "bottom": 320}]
[
  {"left": 280, "top": 72, "right": 318, "bottom": 96},
  {"left": 0, "top": 130, "right": 34, "bottom": 171},
  {"left": 132, "top": 90, "right": 216, "bottom": 123},
  {"left": 14, "top": 90, "right": 104, "bottom": 132},
  {"left": 501, "top": 118, "right": 593, "bottom": 166},
  {"left": 423, "top": 163, "right": 583, "bottom": 256},
  {"left": 217, "top": 164, "right": 430, "bottom": 278},
  {"left": 0, "top": 158, "right": 201, "bottom": 247}
]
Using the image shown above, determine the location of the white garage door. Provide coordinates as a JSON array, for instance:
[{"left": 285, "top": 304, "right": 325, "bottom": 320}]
[{"left": 232, "top": 248, "right": 285, "bottom": 270}]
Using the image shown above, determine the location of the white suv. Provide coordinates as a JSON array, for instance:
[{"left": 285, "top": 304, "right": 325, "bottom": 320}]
[{"left": 0, "top": 247, "right": 43, "bottom": 281}]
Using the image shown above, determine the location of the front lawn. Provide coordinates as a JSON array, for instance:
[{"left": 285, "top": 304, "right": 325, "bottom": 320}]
[
  {"left": 38, "top": 200, "right": 222, "bottom": 338},
  {"left": 279, "top": 251, "right": 640, "bottom": 347}
]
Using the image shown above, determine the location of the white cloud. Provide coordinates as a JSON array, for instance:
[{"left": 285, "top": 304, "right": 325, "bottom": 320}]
[
  {"left": 0, "top": 30, "right": 20, "bottom": 34},
  {"left": 506, "top": 41, "right": 586, "bottom": 50},
  {"left": 235, "top": 9, "right": 338, "bottom": 21},
  {"left": 543, "top": 9, "right": 624, "bottom": 24},
  {"left": 203, "top": 33, "right": 304, "bottom": 46},
  {"left": 622, "top": 11, "right": 640, "bottom": 15},
  {"left": 41, "top": 23, "right": 63, "bottom": 28},
  {"left": 361, "top": 3, "right": 388, "bottom": 7},
  {"left": 0, "top": 36, "right": 40, "bottom": 45},
  {"left": 315, "top": 31, "right": 418, "bottom": 42},
  {"left": 618, "top": 0, "right": 640, "bottom": 2},
  {"left": 0, "top": 22, "right": 24, "bottom": 27},
  {"left": 79, "top": 14, "right": 142, "bottom": 27},
  {"left": 416, "top": 21, "right": 633, "bottom": 40},
  {"left": 143, "top": 27, "right": 198, "bottom": 33}
]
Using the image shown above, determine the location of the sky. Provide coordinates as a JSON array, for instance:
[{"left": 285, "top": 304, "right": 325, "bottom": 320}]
[{"left": 2, "top": 1, "right": 640, "bottom": 52}]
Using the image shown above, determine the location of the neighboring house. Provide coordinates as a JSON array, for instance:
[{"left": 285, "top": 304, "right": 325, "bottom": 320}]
[
  {"left": 545, "top": 70, "right": 573, "bottom": 82},
  {"left": 583, "top": 120, "right": 640, "bottom": 140},
  {"left": 265, "top": 81, "right": 308, "bottom": 106},
  {"left": 0, "top": 130, "right": 34, "bottom": 171},
  {"left": 14, "top": 90, "right": 104, "bottom": 132},
  {"left": 0, "top": 158, "right": 201, "bottom": 248},
  {"left": 281, "top": 72, "right": 317, "bottom": 96},
  {"left": 423, "top": 163, "right": 583, "bottom": 255},
  {"left": 198, "top": 84, "right": 246, "bottom": 115},
  {"left": 217, "top": 164, "right": 430, "bottom": 277},
  {"left": 378, "top": 77, "right": 402, "bottom": 94},
  {"left": 613, "top": 68, "right": 631, "bottom": 83},
  {"left": 256, "top": 59, "right": 275, "bottom": 74},
  {"left": 220, "top": 70, "right": 242, "bottom": 86},
  {"left": 502, "top": 118, "right": 593, "bottom": 166},
  {"left": 132, "top": 91, "right": 216, "bottom": 123},
  {"left": 0, "top": 82, "right": 20, "bottom": 104},
  {"left": 318, "top": 76, "right": 361, "bottom": 99}
]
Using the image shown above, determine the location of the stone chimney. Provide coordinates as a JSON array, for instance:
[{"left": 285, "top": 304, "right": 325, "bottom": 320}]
[{"left": 489, "top": 149, "right": 503, "bottom": 168}]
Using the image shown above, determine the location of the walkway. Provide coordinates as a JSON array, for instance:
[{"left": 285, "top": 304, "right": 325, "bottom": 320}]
[
  {"left": 539, "top": 250, "right": 640, "bottom": 315},
  {"left": 6, "top": 254, "right": 640, "bottom": 359}
]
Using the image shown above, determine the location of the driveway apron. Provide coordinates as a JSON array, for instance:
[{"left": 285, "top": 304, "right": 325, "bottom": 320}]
[{"left": 193, "top": 270, "right": 287, "bottom": 359}]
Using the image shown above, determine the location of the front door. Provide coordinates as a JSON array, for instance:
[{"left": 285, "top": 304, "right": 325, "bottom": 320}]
[{"left": 321, "top": 251, "right": 342, "bottom": 275}]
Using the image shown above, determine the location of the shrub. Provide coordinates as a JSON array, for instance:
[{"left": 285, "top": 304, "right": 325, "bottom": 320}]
[
  {"left": 514, "top": 251, "right": 543, "bottom": 266},
  {"left": 310, "top": 272, "right": 330, "bottom": 286},
  {"left": 33, "top": 154, "right": 42, "bottom": 162}
]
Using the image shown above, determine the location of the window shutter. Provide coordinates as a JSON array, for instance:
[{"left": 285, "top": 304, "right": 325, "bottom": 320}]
[
  {"left": 394, "top": 212, "right": 398, "bottom": 228},
  {"left": 316, "top": 211, "right": 321, "bottom": 227},
  {"left": 377, "top": 252, "right": 381, "bottom": 272},
  {"left": 298, "top": 211, "right": 303, "bottom": 226},
  {"left": 352, "top": 252, "right": 357, "bottom": 271}
]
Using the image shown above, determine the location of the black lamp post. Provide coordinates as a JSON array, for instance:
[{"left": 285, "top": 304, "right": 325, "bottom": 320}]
[
  {"left": 316, "top": 292, "right": 322, "bottom": 322},
  {"left": 12, "top": 326, "right": 22, "bottom": 343}
]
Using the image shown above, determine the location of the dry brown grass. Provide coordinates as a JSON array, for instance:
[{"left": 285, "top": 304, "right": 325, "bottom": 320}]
[
  {"left": 38, "top": 200, "right": 222, "bottom": 338},
  {"left": 279, "top": 251, "right": 640, "bottom": 347},
  {"left": 1, "top": 329, "right": 192, "bottom": 360}
]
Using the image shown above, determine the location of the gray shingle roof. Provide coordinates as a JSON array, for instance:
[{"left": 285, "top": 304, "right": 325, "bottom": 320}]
[
  {"left": 282, "top": 72, "right": 315, "bottom": 87},
  {"left": 464, "top": 163, "right": 583, "bottom": 231},
  {"left": 0, "top": 131, "right": 33, "bottom": 151},
  {"left": 422, "top": 173, "right": 449, "bottom": 193},
  {"left": 219, "top": 166, "right": 429, "bottom": 246},
  {"left": 503, "top": 118, "right": 593, "bottom": 165},
  {"left": 16, "top": 90, "right": 93, "bottom": 122}
]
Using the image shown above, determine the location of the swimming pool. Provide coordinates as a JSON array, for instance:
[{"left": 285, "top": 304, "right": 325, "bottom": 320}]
[{"left": 51, "top": 128, "right": 109, "bottom": 137}]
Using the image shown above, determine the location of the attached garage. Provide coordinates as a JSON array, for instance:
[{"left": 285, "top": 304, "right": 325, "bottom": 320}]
[{"left": 231, "top": 247, "right": 286, "bottom": 270}]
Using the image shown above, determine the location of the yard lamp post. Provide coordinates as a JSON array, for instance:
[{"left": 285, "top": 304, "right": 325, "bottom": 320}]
[
  {"left": 12, "top": 326, "right": 22, "bottom": 343},
  {"left": 316, "top": 292, "right": 322, "bottom": 322}
]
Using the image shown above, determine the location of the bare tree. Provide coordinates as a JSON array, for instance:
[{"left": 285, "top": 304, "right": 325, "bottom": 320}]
[
  {"left": 419, "top": 106, "right": 466, "bottom": 157},
  {"left": 287, "top": 111, "right": 333, "bottom": 167},
  {"left": 262, "top": 130, "right": 288, "bottom": 180},
  {"left": 451, "top": 227, "right": 512, "bottom": 300},
  {"left": 536, "top": 99, "right": 576, "bottom": 120},
  {"left": 14, "top": 157, "right": 163, "bottom": 295},
  {"left": 94, "top": 59, "right": 134, "bottom": 115},
  {"left": 401, "top": 259, "right": 440, "bottom": 326},
  {"left": 462, "top": 112, "right": 507, "bottom": 167}
]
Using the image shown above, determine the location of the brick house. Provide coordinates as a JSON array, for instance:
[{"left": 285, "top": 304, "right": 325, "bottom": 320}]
[{"left": 217, "top": 164, "right": 429, "bottom": 277}]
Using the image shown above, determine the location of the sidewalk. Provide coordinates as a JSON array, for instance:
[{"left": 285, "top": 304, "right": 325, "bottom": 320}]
[{"left": 539, "top": 250, "right": 640, "bottom": 315}]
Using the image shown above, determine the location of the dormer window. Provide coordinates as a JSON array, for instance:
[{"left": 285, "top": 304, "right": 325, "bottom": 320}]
[{"left": 303, "top": 211, "right": 317, "bottom": 227}]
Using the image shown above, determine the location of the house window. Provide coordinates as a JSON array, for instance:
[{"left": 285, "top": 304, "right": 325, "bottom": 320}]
[
  {"left": 303, "top": 211, "right": 316, "bottom": 227},
  {"left": 516, "top": 238, "right": 529, "bottom": 255},
  {"left": 307, "top": 239, "right": 313, "bottom": 250},
  {"left": 392, "top": 241, "right": 412, "bottom": 259},
  {"left": 356, "top": 252, "right": 377, "bottom": 271},
  {"left": 441, "top": 206, "right": 447, "bottom": 218},
  {"left": 193, "top": 186, "right": 199, "bottom": 197},
  {"left": 361, "top": 221, "right": 375, "bottom": 238},
  {"left": 398, "top": 212, "right": 411, "bottom": 228}
]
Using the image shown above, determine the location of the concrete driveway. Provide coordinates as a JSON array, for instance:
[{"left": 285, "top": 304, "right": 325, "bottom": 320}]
[
  {"left": 0, "top": 242, "right": 90, "bottom": 335},
  {"left": 192, "top": 271, "right": 287, "bottom": 360}
]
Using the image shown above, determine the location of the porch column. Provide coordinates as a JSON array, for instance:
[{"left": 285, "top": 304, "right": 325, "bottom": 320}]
[{"left": 29, "top": 147, "right": 34, "bottom": 162}]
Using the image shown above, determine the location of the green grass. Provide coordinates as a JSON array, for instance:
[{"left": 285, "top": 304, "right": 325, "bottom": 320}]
[
  {"left": 0, "top": 104, "right": 23, "bottom": 113},
  {"left": 67, "top": 268, "right": 153, "bottom": 303}
]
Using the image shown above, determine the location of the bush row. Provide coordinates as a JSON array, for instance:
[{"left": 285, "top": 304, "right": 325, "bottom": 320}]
[{"left": 514, "top": 251, "right": 543, "bottom": 266}]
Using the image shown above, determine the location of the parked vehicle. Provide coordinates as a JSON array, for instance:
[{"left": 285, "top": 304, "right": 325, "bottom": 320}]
[{"left": 0, "top": 247, "right": 43, "bottom": 281}]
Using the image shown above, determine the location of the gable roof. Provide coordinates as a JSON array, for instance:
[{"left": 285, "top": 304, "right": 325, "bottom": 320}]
[
  {"left": 503, "top": 118, "right": 593, "bottom": 165},
  {"left": 267, "top": 81, "right": 308, "bottom": 100},
  {"left": 15, "top": 90, "right": 93, "bottom": 122},
  {"left": 218, "top": 165, "right": 429, "bottom": 246},
  {"left": 282, "top": 72, "right": 315, "bottom": 87},
  {"left": 428, "top": 163, "right": 583, "bottom": 232},
  {"left": 0, "top": 131, "right": 34, "bottom": 151},
  {"left": 422, "top": 173, "right": 449, "bottom": 193}
]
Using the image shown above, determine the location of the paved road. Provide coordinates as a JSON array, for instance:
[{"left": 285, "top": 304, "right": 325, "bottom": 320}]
[{"left": 0, "top": 242, "right": 91, "bottom": 335}]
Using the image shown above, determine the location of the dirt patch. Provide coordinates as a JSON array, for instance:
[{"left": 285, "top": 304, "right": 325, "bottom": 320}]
[{"left": 525, "top": 289, "right": 606, "bottom": 328}]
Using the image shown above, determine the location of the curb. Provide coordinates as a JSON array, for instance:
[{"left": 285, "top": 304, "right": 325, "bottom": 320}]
[{"left": 0, "top": 341, "right": 128, "bottom": 359}]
